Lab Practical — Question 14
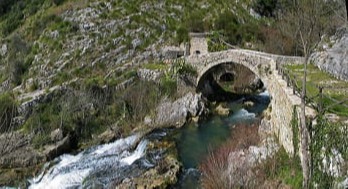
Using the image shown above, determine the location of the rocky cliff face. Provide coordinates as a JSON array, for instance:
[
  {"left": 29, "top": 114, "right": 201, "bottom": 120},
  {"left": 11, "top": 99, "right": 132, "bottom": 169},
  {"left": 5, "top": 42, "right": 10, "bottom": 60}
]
[{"left": 310, "top": 27, "right": 348, "bottom": 81}]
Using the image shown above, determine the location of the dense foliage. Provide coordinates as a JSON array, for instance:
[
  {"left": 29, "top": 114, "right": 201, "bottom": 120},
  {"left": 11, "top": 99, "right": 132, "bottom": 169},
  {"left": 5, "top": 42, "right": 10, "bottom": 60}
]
[
  {"left": 310, "top": 117, "right": 348, "bottom": 187},
  {"left": 252, "top": 0, "right": 278, "bottom": 17}
]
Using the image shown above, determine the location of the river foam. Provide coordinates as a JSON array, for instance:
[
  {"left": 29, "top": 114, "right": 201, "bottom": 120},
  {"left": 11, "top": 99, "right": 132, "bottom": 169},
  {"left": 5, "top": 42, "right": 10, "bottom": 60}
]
[{"left": 29, "top": 134, "right": 147, "bottom": 189}]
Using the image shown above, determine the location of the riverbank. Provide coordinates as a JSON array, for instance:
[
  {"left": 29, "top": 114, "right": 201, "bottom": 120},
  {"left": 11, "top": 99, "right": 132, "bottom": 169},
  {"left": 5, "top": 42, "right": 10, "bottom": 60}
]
[
  {"left": 199, "top": 114, "right": 303, "bottom": 189},
  {"left": 22, "top": 90, "right": 272, "bottom": 188}
]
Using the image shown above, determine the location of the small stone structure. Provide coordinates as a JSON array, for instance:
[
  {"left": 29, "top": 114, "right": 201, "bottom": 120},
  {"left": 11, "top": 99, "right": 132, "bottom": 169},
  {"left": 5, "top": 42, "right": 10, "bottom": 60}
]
[
  {"left": 162, "top": 45, "right": 187, "bottom": 59},
  {"left": 161, "top": 33, "right": 210, "bottom": 59},
  {"left": 189, "top": 33, "right": 209, "bottom": 55}
]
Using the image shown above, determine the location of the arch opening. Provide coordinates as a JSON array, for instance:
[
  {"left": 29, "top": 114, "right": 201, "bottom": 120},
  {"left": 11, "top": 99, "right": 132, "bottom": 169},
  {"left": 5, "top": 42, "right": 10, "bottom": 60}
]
[
  {"left": 219, "top": 73, "right": 234, "bottom": 82},
  {"left": 197, "top": 62, "right": 265, "bottom": 102}
]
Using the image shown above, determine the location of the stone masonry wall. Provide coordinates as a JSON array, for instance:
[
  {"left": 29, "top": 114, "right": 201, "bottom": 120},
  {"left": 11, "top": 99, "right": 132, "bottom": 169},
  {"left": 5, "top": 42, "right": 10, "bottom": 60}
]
[
  {"left": 190, "top": 33, "right": 209, "bottom": 55},
  {"left": 268, "top": 71, "right": 302, "bottom": 155},
  {"left": 188, "top": 48, "right": 306, "bottom": 155}
]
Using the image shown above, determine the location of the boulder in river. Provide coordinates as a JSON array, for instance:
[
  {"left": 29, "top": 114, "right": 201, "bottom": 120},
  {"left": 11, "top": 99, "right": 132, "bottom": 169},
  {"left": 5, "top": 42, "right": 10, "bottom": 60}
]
[
  {"left": 155, "top": 92, "right": 206, "bottom": 127},
  {"left": 215, "top": 104, "right": 230, "bottom": 115}
]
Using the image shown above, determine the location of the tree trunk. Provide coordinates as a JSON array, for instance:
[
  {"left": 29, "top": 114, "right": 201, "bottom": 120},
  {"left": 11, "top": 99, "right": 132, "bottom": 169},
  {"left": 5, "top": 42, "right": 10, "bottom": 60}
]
[
  {"left": 300, "top": 57, "right": 311, "bottom": 189},
  {"left": 346, "top": 0, "right": 348, "bottom": 21}
]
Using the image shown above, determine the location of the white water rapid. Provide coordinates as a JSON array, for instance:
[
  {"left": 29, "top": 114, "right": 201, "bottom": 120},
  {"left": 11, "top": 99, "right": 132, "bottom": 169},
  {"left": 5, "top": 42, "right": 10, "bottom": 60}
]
[{"left": 29, "top": 134, "right": 148, "bottom": 189}]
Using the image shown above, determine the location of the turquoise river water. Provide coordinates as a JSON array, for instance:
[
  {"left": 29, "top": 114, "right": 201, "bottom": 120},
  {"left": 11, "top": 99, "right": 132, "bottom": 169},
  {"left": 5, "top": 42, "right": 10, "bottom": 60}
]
[{"left": 172, "top": 91, "right": 270, "bottom": 188}]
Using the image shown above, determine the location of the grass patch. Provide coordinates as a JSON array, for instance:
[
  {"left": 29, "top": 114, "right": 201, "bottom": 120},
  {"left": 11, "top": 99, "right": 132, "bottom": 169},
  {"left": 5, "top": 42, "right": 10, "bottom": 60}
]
[
  {"left": 261, "top": 147, "right": 303, "bottom": 189},
  {"left": 285, "top": 63, "right": 348, "bottom": 117},
  {"left": 143, "top": 62, "right": 169, "bottom": 70},
  {"left": 0, "top": 93, "right": 17, "bottom": 133},
  {"left": 160, "top": 77, "right": 177, "bottom": 98}
]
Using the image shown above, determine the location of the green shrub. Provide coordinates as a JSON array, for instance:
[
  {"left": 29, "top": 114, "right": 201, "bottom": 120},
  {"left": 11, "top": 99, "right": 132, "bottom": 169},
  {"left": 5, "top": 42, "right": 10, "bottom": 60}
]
[
  {"left": 2, "top": 11, "right": 23, "bottom": 35},
  {"left": 32, "top": 133, "right": 50, "bottom": 149},
  {"left": 52, "top": 72, "right": 72, "bottom": 85},
  {"left": 261, "top": 147, "right": 303, "bottom": 188},
  {"left": 207, "top": 37, "right": 229, "bottom": 52},
  {"left": 52, "top": 0, "right": 65, "bottom": 6},
  {"left": 310, "top": 117, "right": 348, "bottom": 188},
  {"left": 173, "top": 60, "right": 197, "bottom": 76},
  {"left": 175, "top": 26, "right": 189, "bottom": 44},
  {"left": 124, "top": 70, "right": 137, "bottom": 79},
  {"left": 0, "top": 93, "right": 17, "bottom": 133},
  {"left": 123, "top": 81, "right": 162, "bottom": 122},
  {"left": 22, "top": 103, "right": 61, "bottom": 134},
  {"left": 185, "top": 10, "right": 206, "bottom": 32},
  {"left": 160, "top": 77, "right": 177, "bottom": 98},
  {"left": 143, "top": 62, "right": 168, "bottom": 70},
  {"left": 28, "top": 80, "right": 39, "bottom": 92},
  {"left": 0, "top": 0, "right": 18, "bottom": 16},
  {"left": 50, "top": 19, "right": 77, "bottom": 34},
  {"left": 1, "top": 0, "right": 47, "bottom": 36},
  {"left": 214, "top": 11, "right": 263, "bottom": 46},
  {"left": 85, "top": 76, "right": 104, "bottom": 90},
  {"left": 29, "top": 13, "right": 61, "bottom": 39},
  {"left": 252, "top": 0, "right": 278, "bottom": 17},
  {"left": 2, "top": 35, "right": 31, "bottom": 86}
]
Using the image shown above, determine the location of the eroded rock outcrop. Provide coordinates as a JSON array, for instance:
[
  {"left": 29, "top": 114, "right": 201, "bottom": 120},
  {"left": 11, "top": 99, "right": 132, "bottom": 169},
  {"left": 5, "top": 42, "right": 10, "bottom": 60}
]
[
  {"left": 155, "top": 92, "right": 206, "bottom": 127},
  {"left": 115, "top": 140, "right": 180, "bottom": 189},
  {"left": 310, "top": 27, "right": 348, "bottom": 81},
  {"left": 137, "top": 69, "right": 162, "bottom": 83},
  {"left": 0, "top": 131, "right": 74, "bottom": 168}
]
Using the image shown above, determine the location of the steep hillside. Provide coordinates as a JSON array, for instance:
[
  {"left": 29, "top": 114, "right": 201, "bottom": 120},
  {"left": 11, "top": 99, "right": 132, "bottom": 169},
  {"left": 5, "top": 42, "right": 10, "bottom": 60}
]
[
  {"left": 0, "top": 0, "right": 267, "bottom": 147},
  {"left": 0, "top": 0, "right": 346, "bottom": 187},
  {"left": 0, "top": 0, "right": 267, "bottom": 186},
  {"left": 0, "top": 0, "right": 264, "bottom": 93}
]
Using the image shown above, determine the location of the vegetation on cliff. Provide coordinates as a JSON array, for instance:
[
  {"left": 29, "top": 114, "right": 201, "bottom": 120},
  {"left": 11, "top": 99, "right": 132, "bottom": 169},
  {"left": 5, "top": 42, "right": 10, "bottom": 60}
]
[{"left": 0, "top": 0, "right": 347, "bottom": 187}]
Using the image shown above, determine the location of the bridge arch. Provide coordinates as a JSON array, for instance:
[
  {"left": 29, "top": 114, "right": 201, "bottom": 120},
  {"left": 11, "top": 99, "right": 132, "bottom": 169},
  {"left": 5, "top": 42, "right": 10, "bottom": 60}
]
[
  {"left": 186, "top": 49, "right": 306, "bottom": 155},
  {"left": 196, "top": 61, "right": 267, "bottom": 101},
  {"left": 195, "top": 55, "right": 275, "bottom": 90}
]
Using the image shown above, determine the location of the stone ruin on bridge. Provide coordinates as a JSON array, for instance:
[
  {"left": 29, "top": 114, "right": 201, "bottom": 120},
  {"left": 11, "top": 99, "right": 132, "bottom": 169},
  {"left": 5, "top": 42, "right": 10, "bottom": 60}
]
[{"left": 161, "top": 32, "right": 209, "bottom": 60}]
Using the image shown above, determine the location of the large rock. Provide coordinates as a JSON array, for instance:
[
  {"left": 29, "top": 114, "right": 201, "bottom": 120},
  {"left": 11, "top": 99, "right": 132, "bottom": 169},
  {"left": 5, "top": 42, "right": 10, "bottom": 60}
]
[
  {"left": 116, "top": 140, "right": 180, "bottom": 189},
  {"left": 0, "top": 130, "right": 74, "bottom": 168},
  {"left": 155, "top": 92, "right": 206, "bottom": 127},
  {"left": 215, "top": 104, "right": 230, "bottom": 115},
  {"left": 137, "top": 69, "right": 162, "bottom": 82},
  {"left": 50, "top": 128, "right": 64, "bottom": 142},
  {"left": 310, "top": 28, "right": 348, "bottom": 81},
  {"left": 0, "top": 44, "right": 7, "bottom": 56},
  {"left": 0, "top": 132, "right": 45, "bottom": 168},
  {"left": 43, "top": 135, "right": 72, "bottom": 160}
]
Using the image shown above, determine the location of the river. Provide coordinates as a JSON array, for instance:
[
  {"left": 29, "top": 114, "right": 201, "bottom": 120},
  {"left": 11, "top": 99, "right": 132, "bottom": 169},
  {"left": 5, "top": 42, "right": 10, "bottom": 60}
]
[
  {"left": 28, "top": 91, "right": 270, "bottom": 188},
  {"left": 172, "top": 91, "right": 270, "bottom": 188}
]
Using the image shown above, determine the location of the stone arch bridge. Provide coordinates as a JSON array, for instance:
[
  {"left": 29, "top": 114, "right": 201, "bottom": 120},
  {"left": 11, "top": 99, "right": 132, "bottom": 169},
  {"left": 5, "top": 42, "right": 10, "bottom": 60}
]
[
  {"left": 185, "top": 49, "right": 307, "bottom": 155},
  {"left": 187, "top": 49, "right": 303, "bottom": 87}
]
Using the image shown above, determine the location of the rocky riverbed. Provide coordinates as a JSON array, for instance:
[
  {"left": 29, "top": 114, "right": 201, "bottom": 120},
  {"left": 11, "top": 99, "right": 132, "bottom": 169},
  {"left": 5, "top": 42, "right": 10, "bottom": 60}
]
[{"left": 0, "top": 89, "right": 208, "bottom": 187}]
